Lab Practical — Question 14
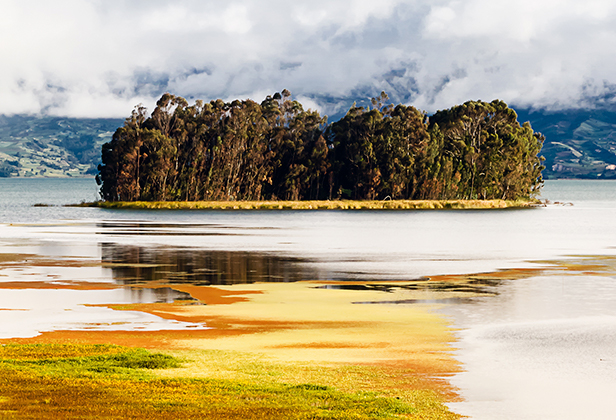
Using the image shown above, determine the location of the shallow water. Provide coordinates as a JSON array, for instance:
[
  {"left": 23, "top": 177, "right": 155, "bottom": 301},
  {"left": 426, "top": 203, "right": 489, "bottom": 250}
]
[
  {"left": 1, "top": 178, "right": 616, "bottom": 418},
  {"left": 443, "top": 272, "right": 616, "bottom": 419},
  {"left": 0, "top": 287, "right": 203, "bottom": 339}
]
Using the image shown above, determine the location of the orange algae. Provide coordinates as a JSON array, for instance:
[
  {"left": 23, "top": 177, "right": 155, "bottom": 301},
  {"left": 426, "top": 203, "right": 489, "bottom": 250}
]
[{"left": 0, "top": 281, "right": 118, "bottom": 291}]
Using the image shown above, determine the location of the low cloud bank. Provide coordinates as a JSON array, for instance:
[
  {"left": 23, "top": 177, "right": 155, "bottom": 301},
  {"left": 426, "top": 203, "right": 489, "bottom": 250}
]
[{"left": 2, "top": 0, "right": 616, "bottom": 117}]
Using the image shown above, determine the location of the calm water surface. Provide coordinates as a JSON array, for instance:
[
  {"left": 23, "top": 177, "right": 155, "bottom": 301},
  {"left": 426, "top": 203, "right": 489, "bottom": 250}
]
[{"left": 1, "top": 178, "right": 615, "bottom": 419}]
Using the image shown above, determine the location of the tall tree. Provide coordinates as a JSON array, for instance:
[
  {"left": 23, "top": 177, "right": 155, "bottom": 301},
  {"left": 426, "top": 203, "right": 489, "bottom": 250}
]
[{"left": 97, "top": 93, "right": 544, "bottom": 202}]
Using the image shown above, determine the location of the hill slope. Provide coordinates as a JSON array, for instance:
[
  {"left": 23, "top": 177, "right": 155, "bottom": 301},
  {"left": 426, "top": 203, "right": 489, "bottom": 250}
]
[
  {"left": 515, "top": 108, "right": 616, "bottom": 179},
  {"left": 0, "top": 115, "right": 122, "bottom": 177}
]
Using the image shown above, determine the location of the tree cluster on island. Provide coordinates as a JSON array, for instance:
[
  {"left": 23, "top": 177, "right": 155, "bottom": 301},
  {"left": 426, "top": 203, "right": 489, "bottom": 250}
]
[{"left": 96, "top": 90, "right": 545, "bottom": 202}]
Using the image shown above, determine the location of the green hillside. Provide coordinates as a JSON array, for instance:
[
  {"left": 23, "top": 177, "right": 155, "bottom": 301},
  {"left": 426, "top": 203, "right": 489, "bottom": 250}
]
[
  {"left": 0, "top": 115, "right": 122, "bottom": 177},
  {"left": 516, "top": 108, "right": 616, "bottom": 179}
]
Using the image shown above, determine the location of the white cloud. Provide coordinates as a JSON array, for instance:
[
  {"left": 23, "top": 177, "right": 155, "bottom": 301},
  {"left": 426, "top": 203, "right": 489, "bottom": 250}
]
[{"left": 1, "top": 0, "right": 616, "bottom": 117}]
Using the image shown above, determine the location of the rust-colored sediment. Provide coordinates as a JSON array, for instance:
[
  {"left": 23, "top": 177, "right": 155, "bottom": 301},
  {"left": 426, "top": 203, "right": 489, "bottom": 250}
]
[
  {"left": 168, "top": 284, "right": 263, "bottom": 305},
  {"left": 0, "top": 265, "right": 559, "bottom": 394},
  {"left": 0, "top": 281, "right": 118, "bottom": 290},
  {"left": 428, "top": 267, "right": 544, "bottom": 282}
]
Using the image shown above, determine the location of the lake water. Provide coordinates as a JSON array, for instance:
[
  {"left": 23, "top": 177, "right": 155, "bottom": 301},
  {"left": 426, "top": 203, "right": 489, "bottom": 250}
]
[{"left": 1, "top": 178, "right": 615, "bottom": 419}]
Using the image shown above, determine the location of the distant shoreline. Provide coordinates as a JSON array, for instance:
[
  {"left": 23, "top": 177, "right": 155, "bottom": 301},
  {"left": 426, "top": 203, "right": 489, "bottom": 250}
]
[{"left": 73, "top": 199, "right": 542, "bottom": 210}]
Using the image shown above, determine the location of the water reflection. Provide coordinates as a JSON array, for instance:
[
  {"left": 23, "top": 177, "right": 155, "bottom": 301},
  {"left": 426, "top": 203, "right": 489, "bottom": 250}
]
[
  {"left": 123, "top": 286, "right": 195, "bottom": 303},
  {"left": 443, "top": 273, "right": 616, "bottom": 420},
  {"left": 101, "top": 243, "right": 324, "bottom": 285},
  {"left": 353, "top": 297, "right": 476, "bottom": 304},
  {"left": 315, "top": 281, "right": 496, "bottom": 295},
  {"left": 96, "top": 220, "right": 281, "bottom": 237},
  {"left": 101, "top": 243, "right": 517, "bottom": 296},
  {"left": 97, "top": 220, "right": 236, "bottom": 236}
]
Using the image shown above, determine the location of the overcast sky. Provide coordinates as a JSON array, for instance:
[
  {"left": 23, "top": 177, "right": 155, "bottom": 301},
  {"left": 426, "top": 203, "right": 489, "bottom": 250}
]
[{"left": 2, "top": 0, "right": 616, "bottom": 118}]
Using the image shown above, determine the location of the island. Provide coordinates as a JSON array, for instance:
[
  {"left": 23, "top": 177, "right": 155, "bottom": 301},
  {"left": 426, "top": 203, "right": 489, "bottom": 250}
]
[{"left": 95, "top": 91, "right": 545, "bottom": 205}]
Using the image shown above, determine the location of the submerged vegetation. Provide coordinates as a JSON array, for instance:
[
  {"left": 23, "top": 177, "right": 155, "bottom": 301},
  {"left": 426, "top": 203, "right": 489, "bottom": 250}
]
[
  {"left": 0, "top": 344, "right": 455, "bottom": 419},
  {"left": 96, "top": 91, "right": 544, "bottom": 203}
]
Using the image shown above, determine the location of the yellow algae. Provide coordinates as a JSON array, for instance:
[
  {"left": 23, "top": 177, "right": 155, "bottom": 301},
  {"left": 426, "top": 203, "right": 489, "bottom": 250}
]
[
  {"left": 91, "top": 281, "right": 462, "bottom": 406},
  {"left": 535, "top": 255, "right": 616, "bottom": 275},
  {"left": 169, "top": 282, "right": 455, "bottom": 365}
]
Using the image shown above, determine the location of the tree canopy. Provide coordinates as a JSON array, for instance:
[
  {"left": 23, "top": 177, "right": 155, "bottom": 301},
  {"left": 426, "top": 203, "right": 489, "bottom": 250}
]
[{"left": 96, "top": 92, "right": 544, "bottom": 202}]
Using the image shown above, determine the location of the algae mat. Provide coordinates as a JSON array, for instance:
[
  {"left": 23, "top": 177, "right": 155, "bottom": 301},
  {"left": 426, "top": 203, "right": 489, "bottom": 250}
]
[{"left": 3, "top": 280, "right": 462, "bottom": 419}]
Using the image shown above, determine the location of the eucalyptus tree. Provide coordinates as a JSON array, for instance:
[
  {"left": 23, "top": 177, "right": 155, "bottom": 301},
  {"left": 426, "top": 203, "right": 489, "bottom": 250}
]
[
  {"left": 97, "top": 93, "right": 544, "bottom": 202},
  {"left": 328, "top": 105, "right": 385, "bottom": 199},
  {"left": 429, "top": 100, "right": 544, "bottom": 199}
]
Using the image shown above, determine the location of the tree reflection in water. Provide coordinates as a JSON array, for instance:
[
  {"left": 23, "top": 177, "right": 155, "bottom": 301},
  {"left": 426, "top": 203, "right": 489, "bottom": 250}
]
[{"left": 101, "top": 243, "right": 323, "bottom": 285}]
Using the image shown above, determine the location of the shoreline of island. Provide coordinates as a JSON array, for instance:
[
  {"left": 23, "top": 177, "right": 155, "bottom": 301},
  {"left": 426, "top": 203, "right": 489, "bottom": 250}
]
[{"left": 72, "top": 198, "right": 542, "bottom": 210}]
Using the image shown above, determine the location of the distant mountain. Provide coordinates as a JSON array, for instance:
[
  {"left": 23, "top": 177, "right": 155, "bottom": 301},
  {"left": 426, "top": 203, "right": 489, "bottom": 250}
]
[
  {"left": 0, "top": 115, "right": 123, "bottom": 178},
  {"left": 1, "top": 104, "right": 616, "bottom": 180},
  {"left": 515, "top": 108, "right": 616, "bottom": 179}
]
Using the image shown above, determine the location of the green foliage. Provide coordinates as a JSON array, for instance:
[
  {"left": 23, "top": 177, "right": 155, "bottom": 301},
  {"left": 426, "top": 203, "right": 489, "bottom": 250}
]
[
  {"left": 428, "top": 100, "right": 545, "bottom": 199},
  {"left": 96, "top": 93, "right": 544, "bottom": 201},
  {"left": 0, "top": 344, "right": 180, "bottom": 379},
  {"left": 0, "top": 161, "right": 19, "bottom": 177},
  {"left": 0, "top": 344, "right": 424, "bottom": 419}
]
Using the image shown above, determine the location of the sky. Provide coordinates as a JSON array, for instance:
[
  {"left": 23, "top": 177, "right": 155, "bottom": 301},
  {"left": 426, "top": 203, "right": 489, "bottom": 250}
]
[{"left": 2, "top": 0, "right": 616, "bottom": 118}]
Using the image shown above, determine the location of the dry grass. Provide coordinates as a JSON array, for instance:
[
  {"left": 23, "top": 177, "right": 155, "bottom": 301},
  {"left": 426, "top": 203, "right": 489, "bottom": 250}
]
[{"left": 76, "top": 199, "right": 541, "bottom": 211}]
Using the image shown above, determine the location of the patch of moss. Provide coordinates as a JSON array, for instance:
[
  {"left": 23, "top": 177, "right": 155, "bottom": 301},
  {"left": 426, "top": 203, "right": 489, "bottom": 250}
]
[
  {"left": 0, "top": 344, "right": 179, "bottom": 380},
  {"left": 0, "top": 344, "right": 459, "bottom": 419}
]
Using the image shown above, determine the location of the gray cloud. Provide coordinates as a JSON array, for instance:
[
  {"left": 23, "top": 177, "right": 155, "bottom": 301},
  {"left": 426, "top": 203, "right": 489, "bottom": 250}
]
[{"left": 1, "top": 0, "right": 616, "bottom": 118}]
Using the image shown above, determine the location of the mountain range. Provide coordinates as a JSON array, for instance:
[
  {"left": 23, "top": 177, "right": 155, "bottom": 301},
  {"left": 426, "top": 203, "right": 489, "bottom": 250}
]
[
  {"left": 516, "top": 108, "right": 616, "bottom": 179},
  {"left": 1, "top": 105, "right": 615, "bottom": 180},
  {"left": 0, "top": 115, "right": 122, "bottom": 178}
]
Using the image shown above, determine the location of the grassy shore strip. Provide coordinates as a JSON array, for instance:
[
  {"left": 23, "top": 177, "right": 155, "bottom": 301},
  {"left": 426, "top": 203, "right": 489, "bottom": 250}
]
[
  {"left": 0, "top": 343, "right": 456, "bottom": 419},
  {"left": 77, "top": 198, "right": 541, "bottom": 210},
  {"left": 0, "top": 344, "right": 421, "bottom": 419}
]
